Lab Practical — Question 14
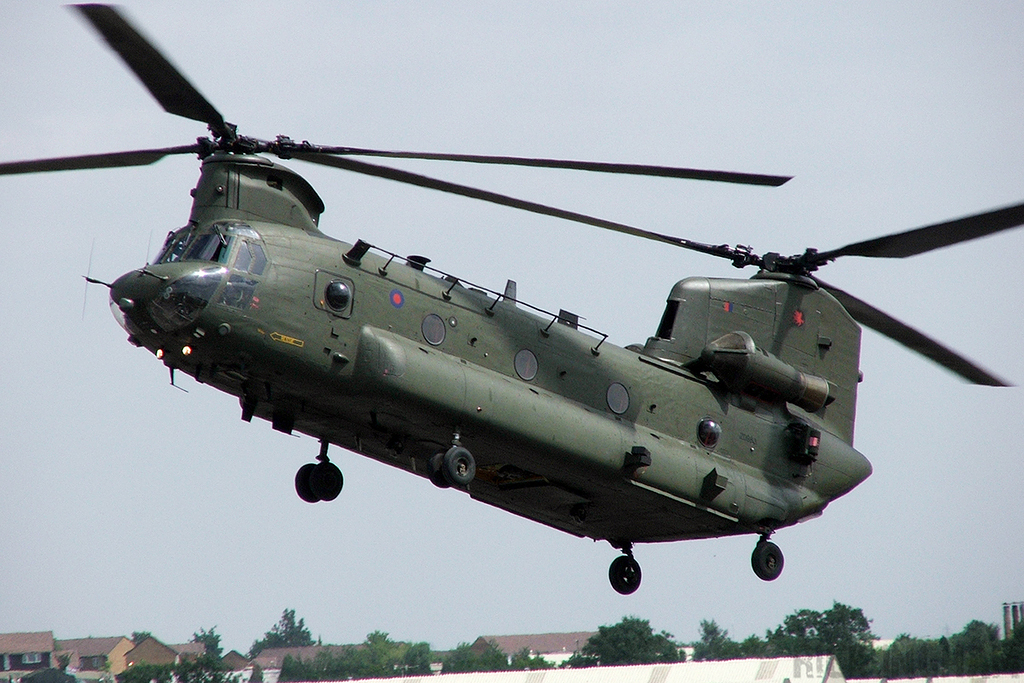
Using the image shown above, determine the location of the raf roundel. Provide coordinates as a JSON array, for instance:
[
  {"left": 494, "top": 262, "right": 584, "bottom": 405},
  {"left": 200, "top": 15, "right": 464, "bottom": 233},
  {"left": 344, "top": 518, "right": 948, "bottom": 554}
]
[{"left": 389, "top": 289, "right": 405, "bottom": 308}]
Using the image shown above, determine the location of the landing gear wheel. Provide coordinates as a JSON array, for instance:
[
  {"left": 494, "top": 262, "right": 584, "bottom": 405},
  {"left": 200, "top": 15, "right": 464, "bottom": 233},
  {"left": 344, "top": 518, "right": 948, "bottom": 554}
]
[
  {"left": 310, "top": 461, "right": 343, "bottom": 501},
  {"left": 428, "top": 452, "right": 451, "bottom": 489},
  {"left": 441, "top": 445, "right": 476, "bottom": 487},
  {"left": 751, "top": 539, "right": 784, "bottom": 581},
  {"left": 295, "top": 463, "right": 319, "bottom": 503},
  {"left": 608, "top": 555, "right": 642, "bottom": 595}
]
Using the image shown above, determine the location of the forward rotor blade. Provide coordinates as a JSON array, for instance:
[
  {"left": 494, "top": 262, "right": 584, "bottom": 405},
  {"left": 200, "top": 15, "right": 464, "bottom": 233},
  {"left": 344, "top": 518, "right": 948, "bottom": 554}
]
[
  {"left": 815, "top": 278, "right": 1010, "bottom": 386},
  {"left": 74, "top": 4, "right": 230, "bottom": 139},
  {"left": 0, "top": 145, "right": 200, "bottom": 176},
  {"left": 294, "top": 152, "right": 732, "bottom": 253},
  {"left": 813, "top": 200, "right": 1024, "bottom": 264},
  {"left": 310, "top": 147, "right": 792, "bottom": 187}
]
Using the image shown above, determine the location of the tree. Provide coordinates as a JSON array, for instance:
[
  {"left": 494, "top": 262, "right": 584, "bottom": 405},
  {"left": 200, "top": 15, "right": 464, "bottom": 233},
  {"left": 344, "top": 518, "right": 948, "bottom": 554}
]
[
  {"left": 192, "top": 627, "right": 223, "bottom": 659},
  {"left": 174, "top": 654, "right": 228, "bottom": 683},
  {"left": 249, "top": 609, "right": 314, "bottom": 657},
  {"left": 117, "top": 662, "right": 173, "bottom": 683},
  {"left": 130, "top": 632, "right": 153, "bottom": 645},
  {"left": 442, "top": 641, "right": 510, "bottom": 673},
  {"left": 573, "top": 616, "right": 680, "bottom": 666},
  {"left": 765, "top": 602, "right": 876, "bottom": 677},
  {"left": 950, "top": 620, "right": 1000, "bottom": 675},
  {"left": 693, "top": 620, "right": 744, "bottom": 661}
]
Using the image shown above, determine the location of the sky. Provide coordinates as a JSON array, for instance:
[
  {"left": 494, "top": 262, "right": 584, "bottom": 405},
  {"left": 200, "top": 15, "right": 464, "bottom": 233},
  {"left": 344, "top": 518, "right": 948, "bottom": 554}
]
[{"left": 2, "top": 0, "right": 1023, "bottom": 658}]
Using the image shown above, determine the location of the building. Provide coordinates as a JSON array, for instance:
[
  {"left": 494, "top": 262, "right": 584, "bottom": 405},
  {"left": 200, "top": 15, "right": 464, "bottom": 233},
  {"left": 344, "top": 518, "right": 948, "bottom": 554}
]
[
  {"left": 0, "top": 632, "right": 55, "bottom": 674},
  {"left": 57, "top": 637, "right": 134, "bottom": 677},
  {"left": 470, "top": 633, "right": 596, "bottom": 667}
]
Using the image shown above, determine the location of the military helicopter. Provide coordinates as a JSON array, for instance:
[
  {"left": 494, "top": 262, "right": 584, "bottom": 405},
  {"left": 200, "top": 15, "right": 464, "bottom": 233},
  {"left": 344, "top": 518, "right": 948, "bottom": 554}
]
[{"left": 4, "top": 5, "right": 1021, "bottom": 595}]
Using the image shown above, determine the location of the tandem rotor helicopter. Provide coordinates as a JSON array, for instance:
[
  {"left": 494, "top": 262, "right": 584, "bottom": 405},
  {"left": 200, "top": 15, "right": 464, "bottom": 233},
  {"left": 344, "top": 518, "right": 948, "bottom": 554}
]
[{"left": 5, "top": 5, "right": 1022, "bottom": 595}]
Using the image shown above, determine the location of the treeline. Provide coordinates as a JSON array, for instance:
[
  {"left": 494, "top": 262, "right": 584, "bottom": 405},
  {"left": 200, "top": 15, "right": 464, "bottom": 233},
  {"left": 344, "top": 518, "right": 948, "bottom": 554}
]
[
  {"left": 693, "top": 603, "right": 1024, "bottom": 679},
  {"left": 116, "top": 604, "right": 1024, "bottom": 683}
]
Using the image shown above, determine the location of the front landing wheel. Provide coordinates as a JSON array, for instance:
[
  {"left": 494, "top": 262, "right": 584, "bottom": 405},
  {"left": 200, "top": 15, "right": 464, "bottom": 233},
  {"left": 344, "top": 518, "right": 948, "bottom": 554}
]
[
  {"left": 609, "top": 555, "right": 642, "bottom": 595},
  {"left": 751, "top": 540, "right": 784, "bottom": 581}
]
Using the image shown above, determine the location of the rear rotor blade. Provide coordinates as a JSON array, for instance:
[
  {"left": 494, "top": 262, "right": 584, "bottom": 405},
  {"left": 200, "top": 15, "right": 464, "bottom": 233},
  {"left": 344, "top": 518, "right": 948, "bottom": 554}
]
[
  {"left": 815, "top": 278, "right": 1010, "bottom": 386},
  {"left": 294, "top": 152, "right": 732, "bottom": 253},
  {"left": 0, "top": 145, "right": 200, "bottom": 176},
  {"left": 310, "top": 146, "right": 792, "bottom": 187},
  {"left": 812, "top": 200, "right": 1024, "bottom": 264},
  {"left": 74, "top": 4, "right": 230, "bottom": 139}
]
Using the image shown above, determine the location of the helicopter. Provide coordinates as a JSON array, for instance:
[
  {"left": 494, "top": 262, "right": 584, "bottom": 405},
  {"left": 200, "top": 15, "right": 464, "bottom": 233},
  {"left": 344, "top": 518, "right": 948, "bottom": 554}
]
[{"left": 3, "top": 5, "right": 1021, "bottom": 597}]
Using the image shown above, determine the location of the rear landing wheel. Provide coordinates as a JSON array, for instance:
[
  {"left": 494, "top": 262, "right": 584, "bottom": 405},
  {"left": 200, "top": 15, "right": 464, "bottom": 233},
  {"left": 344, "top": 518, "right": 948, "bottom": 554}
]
[
  {"left": 608, "top": 555, "right": 642, "bottom": 595},
  {"left": 441, "top": 445, "right": 476, "bottom": 487},
  {"left": 751, "top": 539, "right": 784, "bottom": 581}
]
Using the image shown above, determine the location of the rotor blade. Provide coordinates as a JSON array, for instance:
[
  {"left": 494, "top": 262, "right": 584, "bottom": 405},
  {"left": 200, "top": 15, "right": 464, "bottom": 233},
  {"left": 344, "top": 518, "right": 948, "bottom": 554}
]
[
  {"left": 293, "top": 152, "right": 739, "bottom": 255},
  {"left": 307, "top": 146, "right": 791, "bottom": 187},
  {"left": 73, "top": 4, "right": 230, "bottom": 139},
  {"left": 815, "top": 278, "right": 1010, "bottom": 386},
  {"left": 0, "top": 145, "right": 200, "bottom": 176},
  {"left": 813, "top": 200, "right": 1024, "bottom": 264}
]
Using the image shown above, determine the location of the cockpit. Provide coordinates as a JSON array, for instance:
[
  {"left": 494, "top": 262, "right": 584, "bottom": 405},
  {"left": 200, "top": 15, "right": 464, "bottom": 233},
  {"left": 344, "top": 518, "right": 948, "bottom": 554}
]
[
  {"left": 157, "top": 222, "right": 267, "bottom": 273},
  {"left": 111, "top": 222, "right": 271, "bottom": 335}
]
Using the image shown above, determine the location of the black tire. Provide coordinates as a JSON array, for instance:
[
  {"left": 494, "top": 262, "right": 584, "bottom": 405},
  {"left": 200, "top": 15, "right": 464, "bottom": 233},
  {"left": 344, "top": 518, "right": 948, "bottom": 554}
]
[
  {"left": 428, "top": 452, "right": 450, "bottom": 489},
  {"left": 608, "top": 555, "right": 642, "bottom": 595},
  {"left": 751, "top": 540, "right": 784, "bottom": 581},
  {"left": 295, "top": 463, "right": 319, "bottom": 503},
  {"left": 310, "top": 461, "right": 344, "bottom": 502},
  {"left": 441, "top": 445, "right": 476, "bottom": 487}
]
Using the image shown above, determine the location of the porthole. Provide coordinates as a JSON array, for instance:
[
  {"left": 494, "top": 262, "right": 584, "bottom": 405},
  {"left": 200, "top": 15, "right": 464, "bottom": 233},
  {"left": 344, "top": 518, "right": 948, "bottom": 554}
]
[
  {"left": 514, "top": 349, "right": 538, "bottom": 381},
  {"left": 324, "top": 280, "right": 352, "bottom": 311},
  {"left": 422, "top": 313, "right": 446, "bottom": 345},
  {"left": 606, "top": 382, "right": 630, "bottom": 415},
  {"left": 697, "top": 418, "right": 722, "bottom": 450}
]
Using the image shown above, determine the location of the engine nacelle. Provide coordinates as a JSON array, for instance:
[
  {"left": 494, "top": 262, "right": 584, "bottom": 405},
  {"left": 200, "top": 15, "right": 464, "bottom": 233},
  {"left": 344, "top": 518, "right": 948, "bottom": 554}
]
[{"left": 700, "top": 331, "right": 833, "bottom": 413}]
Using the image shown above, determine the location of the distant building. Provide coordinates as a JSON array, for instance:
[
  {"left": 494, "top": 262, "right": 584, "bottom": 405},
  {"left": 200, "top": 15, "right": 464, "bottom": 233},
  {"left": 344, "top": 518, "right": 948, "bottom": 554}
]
[
  {"left": 124, "top": 637, "right": 179, "bottom": 667},
  {"left": 0, "top": 632, "right": 55, "bottom": 674},
  {"left": 471, "top": 632, "right": 597, "bottom": 666},
  {"left": 57, "top": 636, "right": 134, "bottom": 677}
]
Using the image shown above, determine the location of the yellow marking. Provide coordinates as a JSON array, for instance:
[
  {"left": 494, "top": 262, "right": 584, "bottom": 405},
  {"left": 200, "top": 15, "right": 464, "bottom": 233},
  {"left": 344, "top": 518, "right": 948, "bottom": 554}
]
[{"left": 271, "top": 332, "right": 305, "bottom": 348}]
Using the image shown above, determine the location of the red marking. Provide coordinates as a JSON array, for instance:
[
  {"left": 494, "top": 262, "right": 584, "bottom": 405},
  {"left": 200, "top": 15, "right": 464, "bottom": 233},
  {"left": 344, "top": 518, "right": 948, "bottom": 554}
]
[{"left": 793, "top": 310, "right": 805, "bottom": 326}]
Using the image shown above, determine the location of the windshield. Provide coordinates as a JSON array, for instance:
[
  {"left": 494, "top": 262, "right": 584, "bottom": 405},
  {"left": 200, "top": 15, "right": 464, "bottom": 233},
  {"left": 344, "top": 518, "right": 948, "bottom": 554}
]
[{"left": 156, "top": 223, "right": 262, "bottom": 266}]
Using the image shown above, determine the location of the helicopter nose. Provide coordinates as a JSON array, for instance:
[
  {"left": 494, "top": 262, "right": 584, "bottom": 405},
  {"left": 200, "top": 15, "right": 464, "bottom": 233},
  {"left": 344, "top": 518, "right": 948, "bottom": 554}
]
[{"left": 109, "top": 269, "right": 166, "bottom": 333}]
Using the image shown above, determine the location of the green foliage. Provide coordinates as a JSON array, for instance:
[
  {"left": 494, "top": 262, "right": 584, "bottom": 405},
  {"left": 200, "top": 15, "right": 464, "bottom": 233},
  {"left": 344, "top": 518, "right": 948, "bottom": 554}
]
[
  {"left": 693, "top": 620, "right": 744, "bottom": 661},
  {"left": 442, "top": 641, "right": 510, "bottom": 673},
  {"left": 174, "top": 654, "right": 228, "bottom": 683},
  {"left": 277, "top": 632, "right": 434, "bottom": 681},
  {"left": 116, "top": 662, "right": 173, "bottom": 683},
  {"left": 192, "top": 627, "right": 223, "bottom": 659},
  {"left": 249, "top": 609, "right": 315, "bottom": 658},
  {"left": 572, "top": 616, "right": 680, "bottom": 667},
  {"left": 764, "top": 602, "right": 876, "bottom": 677}
]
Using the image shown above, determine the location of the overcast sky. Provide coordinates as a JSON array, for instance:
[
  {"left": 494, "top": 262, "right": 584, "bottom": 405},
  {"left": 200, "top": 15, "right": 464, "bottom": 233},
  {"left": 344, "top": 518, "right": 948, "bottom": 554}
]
[{"left": 2, "top": 1, "right": 1023, "bottom": 657}]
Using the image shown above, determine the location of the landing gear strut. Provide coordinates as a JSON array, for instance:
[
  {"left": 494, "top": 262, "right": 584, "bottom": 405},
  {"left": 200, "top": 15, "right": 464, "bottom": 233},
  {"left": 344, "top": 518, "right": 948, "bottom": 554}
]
[
  {"left": 295, "top": 440, "right": 344, "bottom": 503},
  {"left": 751, "top": 534, "right": 784, "bottom": 581},
  {"left": 608, "top": 543, "right": 642, "bottom": 595}
]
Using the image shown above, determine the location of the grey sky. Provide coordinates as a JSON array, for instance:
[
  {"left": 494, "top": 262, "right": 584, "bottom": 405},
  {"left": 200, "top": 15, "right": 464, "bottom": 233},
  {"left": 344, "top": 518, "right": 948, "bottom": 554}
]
[{"left": 1, "top": 1, "right": 1022, "bottom": 656}]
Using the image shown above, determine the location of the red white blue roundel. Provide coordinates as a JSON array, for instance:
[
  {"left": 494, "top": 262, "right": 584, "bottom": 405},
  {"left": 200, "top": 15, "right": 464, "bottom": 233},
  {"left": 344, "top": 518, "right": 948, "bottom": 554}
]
[{"left": 389, "top": 289, "right": 405, "bottom": 308}]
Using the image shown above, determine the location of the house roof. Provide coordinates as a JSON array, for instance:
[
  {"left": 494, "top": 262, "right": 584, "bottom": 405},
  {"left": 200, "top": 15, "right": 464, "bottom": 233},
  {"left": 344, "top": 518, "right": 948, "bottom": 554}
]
[
  {"left": 0, "top": 632, "right": 55, "bottom": 655},
  {"left": 221, "top": 651, "right": 251, "bottom": 671},
  {"left": 253, "top": 645, "right": 353, "bottom": 670},
  {"left": 57, "top": 637, "right": 128, "bottom": 658},
  {"left": 170, "top": 643, "right": 207, "bottom": 657},
  {"left": 475, "top": 632, "right": 596, "bottom": 656}
]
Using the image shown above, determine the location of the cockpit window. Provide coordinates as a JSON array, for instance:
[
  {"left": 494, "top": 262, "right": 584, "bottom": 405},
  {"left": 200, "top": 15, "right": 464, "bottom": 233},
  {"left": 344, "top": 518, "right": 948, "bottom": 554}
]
[
  {"left": 157, "top": 223, "right": 263, "bottom": 266},
  {"left": 183, "top": 232, "right": 233, "bottom": 264},
  {"left": 233, "top": 241, "right": 268, "bottom": 275}
]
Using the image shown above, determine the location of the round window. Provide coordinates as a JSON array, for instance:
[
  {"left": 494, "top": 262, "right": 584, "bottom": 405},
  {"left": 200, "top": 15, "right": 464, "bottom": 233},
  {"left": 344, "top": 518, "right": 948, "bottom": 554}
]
[
  {"left": 697, "top": 418, "right": 722, "bottom": 450},
  {"left": 422, "top": 314, "right": 446, "bottom": 345},
  {"left": 324, "top": 280, "right": 352, "bottom": 311},
  {"left": 514, "top": 349, "right": 538, "bottom": 381},
  {"left": 606, "top": 382, "right": 630, "bottom": 415}
]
